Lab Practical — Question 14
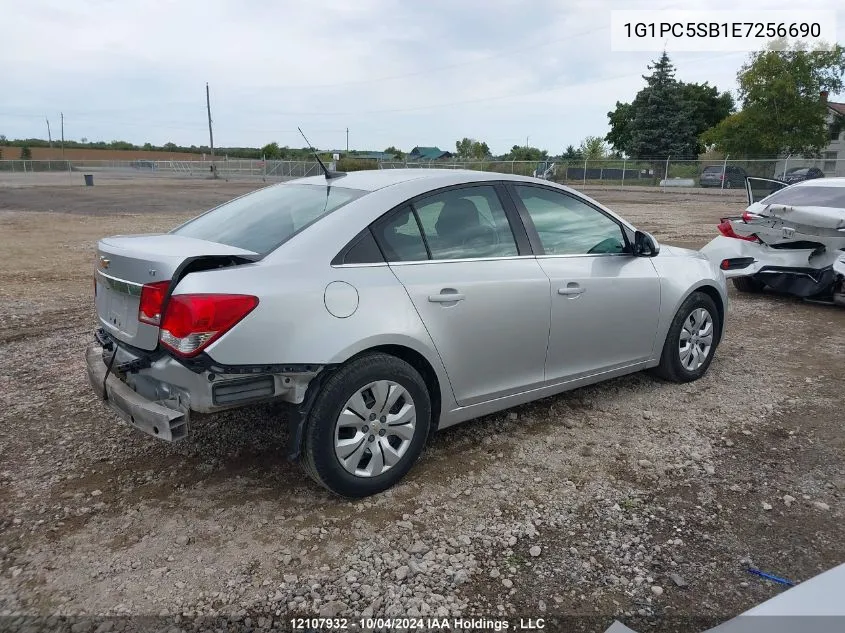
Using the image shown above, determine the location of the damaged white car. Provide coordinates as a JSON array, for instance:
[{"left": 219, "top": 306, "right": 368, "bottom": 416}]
[{"left": 701, "top": 177, "right": 845, "bottom": 305}]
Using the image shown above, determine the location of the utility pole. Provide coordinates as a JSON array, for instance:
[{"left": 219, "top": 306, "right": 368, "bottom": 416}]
[
  {"left": 60, "top": 112, "right": 65, "bottom": 159},
  {"left": 346, "top": 127, "right": 349, "bottom": 153},
  {"left": 206, "top": 83, "right": 215, "bottom": 159},
  {"left": 46, "top": 117, "right": 53, "bottom": 147}
]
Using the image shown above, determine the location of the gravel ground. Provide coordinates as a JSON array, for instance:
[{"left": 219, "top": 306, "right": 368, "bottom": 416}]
[{"left": 0, "top": 180, "right": 842, "bottom": 633}]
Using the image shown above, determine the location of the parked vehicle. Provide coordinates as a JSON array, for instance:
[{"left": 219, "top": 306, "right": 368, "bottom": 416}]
[
  {"left": 778, "top": 166, "right": 825, "bottom": 185},
  {"left": 87, "top": 169, "right": 728, "bottom": 497},
  {"left": 699, "top": 165, "right": 748, "bottom": 189},
  {"left": 700, "top": 177, "right": 845, "bottom": 305}
]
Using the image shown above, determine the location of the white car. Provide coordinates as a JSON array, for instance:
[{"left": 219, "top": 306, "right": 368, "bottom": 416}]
[{"left": 701, "top": 177, "right": 845, "bottom": 305}]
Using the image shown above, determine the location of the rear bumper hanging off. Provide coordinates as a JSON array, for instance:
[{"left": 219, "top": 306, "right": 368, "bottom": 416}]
[{"left": 86, "top": 342, "right": 189, "bottom": 441}]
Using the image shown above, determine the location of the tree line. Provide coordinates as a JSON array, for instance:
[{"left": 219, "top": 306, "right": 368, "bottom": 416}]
[{"left": 606, "top": 41, "right": 845, "bottom": 159}]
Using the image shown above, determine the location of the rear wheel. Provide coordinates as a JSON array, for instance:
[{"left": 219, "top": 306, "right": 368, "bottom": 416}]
[
  {"left": 301, "top": 353, "right": 431, "bottom": 497},
  {"left": 653, "top": 292, "right": 720, "bottom": 383},
  {"left": 732, "top": 276, "right": 765, "bottom": 293}
]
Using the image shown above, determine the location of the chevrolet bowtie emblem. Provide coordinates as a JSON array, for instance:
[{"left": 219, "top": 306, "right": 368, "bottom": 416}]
[{"left": 99, "top": 256, "right": 110, "bottom": 269}]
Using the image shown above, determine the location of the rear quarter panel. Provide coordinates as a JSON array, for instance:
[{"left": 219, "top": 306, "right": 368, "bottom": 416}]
[{"left": 171, "top": 260, "right": 456, "bottom": 407}]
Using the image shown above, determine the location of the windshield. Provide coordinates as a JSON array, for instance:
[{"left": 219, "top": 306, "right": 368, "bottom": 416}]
[
  {"left": 703, "top": 166, "right": 722, "bottom": 173},
  {"left": 172, "top": 184, "right": 364, "bottom": 255},
  {"left": 763, "top": 186, "right": 845, "bottom": 209}
]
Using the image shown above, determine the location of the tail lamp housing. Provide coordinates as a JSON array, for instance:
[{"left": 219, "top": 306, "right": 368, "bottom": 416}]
[
  {"left": 717, "top": 218, "right": 759, "bottom": 243},
  {"left": 158, "top": 294, "right": 259, "bottom": 358},
  {"left": 138, "top": 281, "right": 171, "bottom": 325}
]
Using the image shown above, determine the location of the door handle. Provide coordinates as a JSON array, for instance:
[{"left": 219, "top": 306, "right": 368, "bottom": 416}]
[
  {"left": 428, "top": 290, "right": 465, "bottom": 303},
  {"left": 558, "top": 285, "right": 585, "bottom": 296}
]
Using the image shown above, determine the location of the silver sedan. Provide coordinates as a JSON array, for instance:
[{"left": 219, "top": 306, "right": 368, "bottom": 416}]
[{"left": 86, "top": 169, "right": 728, "bottom": 497}]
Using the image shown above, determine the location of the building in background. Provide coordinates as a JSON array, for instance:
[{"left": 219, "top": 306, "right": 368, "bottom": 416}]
[{"left": 407, "top": 146, "right": 452, "bottom": 161}]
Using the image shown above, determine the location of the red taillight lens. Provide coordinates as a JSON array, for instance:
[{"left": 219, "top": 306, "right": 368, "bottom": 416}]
[
  {"left": 159, "top": 294, "right": 258, "bottom": 357},
  {"left": 741, "top": 210, "right": 762, "bottom": 222},
  {"left": 138, "top": 281, "right": 171, "bottom": 325},
  {"left": 717, "top": 218, "right": 759, "bottom": 242}
]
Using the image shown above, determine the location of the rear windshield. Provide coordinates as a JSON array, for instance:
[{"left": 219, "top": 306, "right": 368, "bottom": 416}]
[
  {"left": 703, "top": 166, "right": 722, "bottom": 173},
  {"left": 172, "top": 184, "right": 364, "bottom": 254},
  {"left": 763, "top": 186, "right": 845, "bottom": 209}
]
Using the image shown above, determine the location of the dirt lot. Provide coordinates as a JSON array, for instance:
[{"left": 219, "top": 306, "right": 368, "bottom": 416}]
[{"left": 0, "top": 178, "right": 842, "bottom": 633}]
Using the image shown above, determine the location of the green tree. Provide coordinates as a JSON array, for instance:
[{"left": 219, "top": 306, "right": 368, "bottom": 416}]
[
  {"left": 20, "top": 145, "right": 32, "bottom": 160},
  {"left": 384, "top": 146, "right": 403, "bottom": 159},
  {"left": 628, "top": 52, "right": 697, "bottom": 158},
  {"left": 605, "top": 101, "right": 634, "bottom": 155},
  {"left": 261, "top": 142, "right": 281, "bottom": 159},
  {"left": 606, "top": 52, "right": 730, "bottom": 157},
  {"left": 678, "top": 82, "right": 734, "bottom": 153},
  {"left": 561, "top": 145, "right": 583, "bottom": 160},
  {"left": 163, "top": 142, "right": 178, "bottom": 152},
  {"left": 506, "top": 145, "right": 548, "bottom": 161},
  {"left": 702, "top": 40, "right": 845, "bottom": 156},
  {"left": 455, "top": 137, "right": 490, "bottom": 159},
  {"left": 578, "top": 136, "right": 607, "bottom": 160}
]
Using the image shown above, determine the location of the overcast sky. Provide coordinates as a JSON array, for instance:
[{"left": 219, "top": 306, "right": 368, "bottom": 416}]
[{"left": 1, "top": 0, "right": 843, "bottom": 154}]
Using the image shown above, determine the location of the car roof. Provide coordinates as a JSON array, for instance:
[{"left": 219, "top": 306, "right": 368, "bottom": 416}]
[
  {"left": 289, "top": 168, "right": 534, "bottom": 192},
  {"left": 791, "top": 176, "right": 845, "bottom": 188}
]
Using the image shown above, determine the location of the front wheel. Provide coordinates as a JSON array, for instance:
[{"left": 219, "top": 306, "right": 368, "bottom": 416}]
[
  {"left": 652, "top": 292, "right": 720, "bottom": 383},
  {"left": 301, "top": 353, "right": 431, "bottom": 497}
]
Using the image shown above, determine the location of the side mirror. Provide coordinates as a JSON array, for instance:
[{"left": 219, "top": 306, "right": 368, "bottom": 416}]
[{"left": 633, "top": 230, "right": 660, "bottom": 257}]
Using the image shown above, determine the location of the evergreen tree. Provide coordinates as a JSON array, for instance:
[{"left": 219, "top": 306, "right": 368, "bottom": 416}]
[{"left": 627, "top": 52, "right": 697, "bottom": 158}]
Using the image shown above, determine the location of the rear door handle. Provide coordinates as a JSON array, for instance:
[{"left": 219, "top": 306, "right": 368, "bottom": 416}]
[
  {"left": 428, "top": 290, "right": 465, "bottom": 303},
  {"left": 558, "top": 284, "right": 585, "bottom": 296}
]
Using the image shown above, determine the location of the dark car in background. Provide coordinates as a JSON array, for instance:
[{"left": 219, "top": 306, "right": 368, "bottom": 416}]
[
  {"left": 778, "top": 166, "right": 824, "bottom": 185},
  {"left": 699, "top": 165, "right": 748, "bottom": 189}
]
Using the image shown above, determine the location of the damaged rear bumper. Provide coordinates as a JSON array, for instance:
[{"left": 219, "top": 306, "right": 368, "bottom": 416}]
[
  {"left": 700, "top": 236, "right": 845, "bottom": 302},
  {"left": 85, "top": 329, "right": 324, "bottom": 445},
  {"left": 86, "top": 342, "right": 189, "bottom": 441}
]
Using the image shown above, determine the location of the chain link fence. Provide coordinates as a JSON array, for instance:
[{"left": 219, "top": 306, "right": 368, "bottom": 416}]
[
  {"left": 2, "top": 156, "right": 843, "bottom": 190},
  {"left": 0, "top": 159, "right": 325, "bottom": 180}
]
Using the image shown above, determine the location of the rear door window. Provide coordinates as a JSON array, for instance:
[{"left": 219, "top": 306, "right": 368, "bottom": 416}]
[
  {"left": 371, "top": 206, "right": 429, "bottom": 262},
  {"left": 411, "top": 186, "right": 519, "bottom": 260}
]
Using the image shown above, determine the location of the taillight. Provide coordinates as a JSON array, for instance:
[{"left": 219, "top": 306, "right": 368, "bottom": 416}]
[
  {"left": 742, "top": 210, "right": 762, "bottom": 222},
  {"left": 159, "top": 294, "right": 258, "bottom": 357},
  {"left": 717, "top": 218, "right": 759, "bottom": 242},
  {"left": 138, "top": 281, "right": 171, "bottom": 325}
]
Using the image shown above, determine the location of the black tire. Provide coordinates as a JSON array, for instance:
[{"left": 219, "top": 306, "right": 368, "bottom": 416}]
[
  {"left": 301, "top": 353, "right": 431, "bottom": 497},
  {"left": 652, "top": 292, "right": 721, "bottom": 383},
  {"left": 724, "top": 180, "right": 732, "bottom": 189},
  {"left": 732, "top": 276, "right": 765, "bottom": 293}
]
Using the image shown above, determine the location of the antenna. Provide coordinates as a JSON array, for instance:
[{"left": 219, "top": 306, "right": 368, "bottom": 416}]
[{"left": 297, "top": 127, "right": 344, "bottom": 180}]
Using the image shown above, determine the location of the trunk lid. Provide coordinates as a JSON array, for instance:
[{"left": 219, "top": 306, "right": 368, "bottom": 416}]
[{"left": 95, "top": 234, "right": 257, "bottom": 350}]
